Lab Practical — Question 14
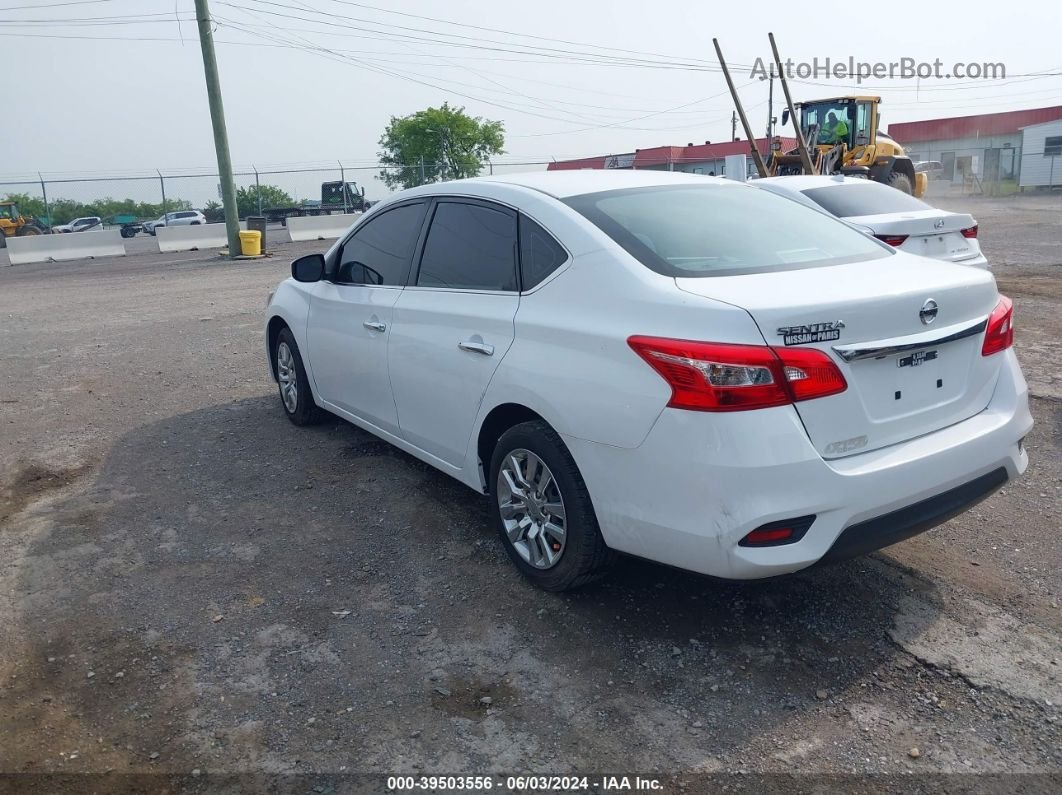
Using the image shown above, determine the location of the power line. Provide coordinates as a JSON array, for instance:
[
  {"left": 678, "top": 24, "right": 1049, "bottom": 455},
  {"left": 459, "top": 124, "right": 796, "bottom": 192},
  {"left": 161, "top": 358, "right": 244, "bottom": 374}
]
[{"left": 0, "top": 0, "right": 114, "bottom": 9}]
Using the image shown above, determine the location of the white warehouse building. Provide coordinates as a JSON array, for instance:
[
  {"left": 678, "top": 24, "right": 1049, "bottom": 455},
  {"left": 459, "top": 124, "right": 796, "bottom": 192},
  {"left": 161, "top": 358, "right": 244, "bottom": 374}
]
[
  {"left": 888, "top": 105, "right": 1062, "bottom": 184},
  {"left": 1018, "top": 119, "right": 1062, "bottom": 189}
]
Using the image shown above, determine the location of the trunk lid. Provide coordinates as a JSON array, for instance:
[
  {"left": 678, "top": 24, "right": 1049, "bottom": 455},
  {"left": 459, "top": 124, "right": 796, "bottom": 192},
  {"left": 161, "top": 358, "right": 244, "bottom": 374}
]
[
  {"left": 676, "top": 254, "right": 1002, "bottom": 458},
  {"left": 851, "top": 209, "right": 980, "bottom": 262}
]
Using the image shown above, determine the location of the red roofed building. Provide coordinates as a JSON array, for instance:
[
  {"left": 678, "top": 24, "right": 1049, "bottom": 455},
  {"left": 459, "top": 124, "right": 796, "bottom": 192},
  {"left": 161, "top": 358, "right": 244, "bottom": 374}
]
[
  {"left": 547, "top": 138, "right": 796, "bottom": 178},
  {"left": 887, "top": 106, "right": 1062, "bottom": 183}
]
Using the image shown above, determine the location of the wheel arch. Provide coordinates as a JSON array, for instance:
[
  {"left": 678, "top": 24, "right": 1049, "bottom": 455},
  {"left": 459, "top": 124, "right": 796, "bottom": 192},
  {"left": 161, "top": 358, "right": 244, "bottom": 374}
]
[
  {"left": 476, "top": 403, "right": 552, "bottom": 494},
  {"left": 266, "top": 315, "right": 290, "bottom": 381}
]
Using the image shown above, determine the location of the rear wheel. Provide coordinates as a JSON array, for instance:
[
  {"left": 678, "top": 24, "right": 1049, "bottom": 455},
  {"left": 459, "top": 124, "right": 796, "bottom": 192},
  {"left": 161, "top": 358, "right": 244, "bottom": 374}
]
[
  {"left": 275, "top": 328, "right": 323, "bottom": 426},
  {"left": 887, "top": 171, "right": 913, "bottom": 195},
  {"left": 16, "top": 224, "right": 43, "bottom": 237},
  {"left": 489, "top": 420, "right": 613, "bottom": 591}
]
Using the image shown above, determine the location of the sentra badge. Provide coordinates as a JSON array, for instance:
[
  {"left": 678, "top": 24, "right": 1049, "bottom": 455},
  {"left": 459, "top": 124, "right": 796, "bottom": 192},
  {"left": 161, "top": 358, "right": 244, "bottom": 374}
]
[{"left": 777, "top": 320, "right": 845, "bottom": 346}]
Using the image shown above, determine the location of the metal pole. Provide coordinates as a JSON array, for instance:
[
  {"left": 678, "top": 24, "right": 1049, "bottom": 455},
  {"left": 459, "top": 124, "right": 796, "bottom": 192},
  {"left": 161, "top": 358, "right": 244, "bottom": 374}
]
[
  {"left": 339, "top": 160, "right": 348, "bottom": 213},
  {"left": 731, "top": 111, "right": 737, "bottom": 142},
  {"left": 769, "top": 32, "right": 815, "bottom": 175},
  {"left": 1051, "top": 155, "right": 1056, "bottom": 190},
  {"left": 766, "top": 72, "right": 774, "bottom": 150},
  {"left": 194, "top": 0, "right": 240, "bottom": 258},
  {"left": 712, "top": 39, "right": 768, "bottom": 178},
  {"left": 420, "top": 155, "right": 425, "bottom": 186},
  {"left": 440, "top": 127, "right": 448, "bottom": 181},
  {"left": 157, "top": 169, "right": 167, "bottom": 217},
  {"left": 38, "top": 173, "right": 50, "bottom": 226},
  {"left": 254, "top": 166, "right": 261, "bottom": 215}
]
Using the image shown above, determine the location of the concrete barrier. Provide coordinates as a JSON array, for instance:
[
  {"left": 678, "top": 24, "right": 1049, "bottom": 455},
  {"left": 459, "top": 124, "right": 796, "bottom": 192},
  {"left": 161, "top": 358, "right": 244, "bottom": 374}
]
[
  {"left": 156, "top": 222, "right": 246, "bottom": 253},
  {"left": 6, "top": 230, "right": 126, "bottom": 265},
  {"left": 286, "top": 213, "right": 362, "bottom": 242}
]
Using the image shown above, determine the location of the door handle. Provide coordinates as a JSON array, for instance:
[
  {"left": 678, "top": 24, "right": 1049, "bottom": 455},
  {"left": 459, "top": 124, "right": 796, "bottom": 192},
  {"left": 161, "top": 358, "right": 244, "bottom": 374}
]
[
  {"left": 458, "top": 341, "right": 495, "bottom": 356},
  {"left": 363, "top": 320, "right": 386, "bottom": 332}
]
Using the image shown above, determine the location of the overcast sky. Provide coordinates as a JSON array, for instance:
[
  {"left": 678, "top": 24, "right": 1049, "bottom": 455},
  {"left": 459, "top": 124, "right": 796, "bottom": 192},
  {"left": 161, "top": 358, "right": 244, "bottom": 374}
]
[{"left": 5, "top": 0, "right": 1058, "bottom": 205}]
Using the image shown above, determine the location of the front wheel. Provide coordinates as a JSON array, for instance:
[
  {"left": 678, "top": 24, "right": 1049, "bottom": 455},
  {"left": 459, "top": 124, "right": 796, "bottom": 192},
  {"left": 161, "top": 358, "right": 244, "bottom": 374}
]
[
  {"left": 275, "top": 328, "right": 322, "bottom": 426},
  {"left": 887, "top": 171, "right": 913, "bottom": 195},
  {"left": 489, "top": 421, "right": 613, "bottom": 591}
]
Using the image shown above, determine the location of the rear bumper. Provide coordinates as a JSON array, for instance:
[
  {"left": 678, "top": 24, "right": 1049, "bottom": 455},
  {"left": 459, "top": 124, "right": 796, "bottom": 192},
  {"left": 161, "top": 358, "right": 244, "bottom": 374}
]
[
  {"left": 563, "top": 349, "right": 1031, "bottom": 580},
  {"left": 816, "top": 466, "right": 1007, "bottom": 565}
]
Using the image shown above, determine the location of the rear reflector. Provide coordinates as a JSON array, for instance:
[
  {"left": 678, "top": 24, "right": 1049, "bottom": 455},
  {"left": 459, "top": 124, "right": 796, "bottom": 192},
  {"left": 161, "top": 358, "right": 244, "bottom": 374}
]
[
  {"left": 739, "top": 515, "right": 816, "bottom": 547},
  {"left": 874, "top": 234, "right": 909, "bottom": 247},
  {"left": 628, "top": 337, "right": 847, "bottom": 412},
  {"left": 981, "top": 295, "right": 1014, "bottom": 356},
  {"left": 961, "top": 225, "right": 979, "bottom": 239}
]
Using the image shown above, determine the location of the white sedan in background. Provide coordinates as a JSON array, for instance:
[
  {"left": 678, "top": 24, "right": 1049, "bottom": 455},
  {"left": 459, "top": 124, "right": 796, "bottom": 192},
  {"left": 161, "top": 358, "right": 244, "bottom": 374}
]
[
  {"left": 755, "top": 175, "right": 989, "bottom": 268},
  {"left": 265, "top": 171, "right": 1029, "bottom": 591}
]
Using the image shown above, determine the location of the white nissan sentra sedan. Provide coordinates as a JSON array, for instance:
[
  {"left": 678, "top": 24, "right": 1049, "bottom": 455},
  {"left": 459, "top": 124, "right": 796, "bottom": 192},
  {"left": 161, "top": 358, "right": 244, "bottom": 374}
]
[{"left": 265, "top": 171, "right": 1031, "bottom": 591}]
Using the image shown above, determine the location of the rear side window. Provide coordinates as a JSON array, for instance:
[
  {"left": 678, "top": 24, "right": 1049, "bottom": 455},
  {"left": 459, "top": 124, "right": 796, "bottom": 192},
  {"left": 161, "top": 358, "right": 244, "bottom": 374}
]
[
  {"left": 565, "top": 184, "right": 887, "bottom": 277},
  {"left": 416, "top": 202, "right": 517, "bottom": 291},
  {"left": 337, "top": 202, "right": 426, "bottom": 286},
  {"left": 801, "top": 183, "right": 930, "bottom": 217},
  {"left": 519, "top": 215, "right": 567, "bottom": 289}
]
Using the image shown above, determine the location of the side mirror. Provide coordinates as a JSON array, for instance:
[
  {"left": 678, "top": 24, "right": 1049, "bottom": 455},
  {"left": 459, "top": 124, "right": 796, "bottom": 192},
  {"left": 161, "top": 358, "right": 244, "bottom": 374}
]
[
  {"left": 781, "top": 109, "right": 790, "bottom": 127},
  {"left": 292, "top": 253, "right": 325, "bottom": 282}
]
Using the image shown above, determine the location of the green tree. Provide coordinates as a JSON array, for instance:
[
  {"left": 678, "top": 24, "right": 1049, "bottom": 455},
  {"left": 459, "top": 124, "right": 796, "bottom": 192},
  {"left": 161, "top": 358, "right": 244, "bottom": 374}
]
[
  {"left": 235, "top": 184, "right": 293, "bottom": 218},
  {"left": 378, "top": 102, "right": 504, "bottom": 190}
]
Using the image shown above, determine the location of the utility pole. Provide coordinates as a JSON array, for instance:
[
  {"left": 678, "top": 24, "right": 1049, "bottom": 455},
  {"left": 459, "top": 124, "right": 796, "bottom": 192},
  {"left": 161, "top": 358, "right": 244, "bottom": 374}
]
[
  {"left": 194, "top": 0, "right": 240, "bottom": 258},
  {"left": 766, "top": 71, "right": 774, "bottom": 153}
]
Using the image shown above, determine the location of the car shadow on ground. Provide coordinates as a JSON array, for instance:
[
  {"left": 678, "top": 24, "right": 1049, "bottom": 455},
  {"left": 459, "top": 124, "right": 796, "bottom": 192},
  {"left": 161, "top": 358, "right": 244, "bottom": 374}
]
[{"left": 5, "top": 395, "right": 945, "bottom": 776}]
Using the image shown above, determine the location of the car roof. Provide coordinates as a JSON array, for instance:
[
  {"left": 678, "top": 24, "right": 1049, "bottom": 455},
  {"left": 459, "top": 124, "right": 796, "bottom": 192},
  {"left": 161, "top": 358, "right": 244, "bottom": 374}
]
[{"left": 403, "top": 170, "right": 740, "bottom": 200}]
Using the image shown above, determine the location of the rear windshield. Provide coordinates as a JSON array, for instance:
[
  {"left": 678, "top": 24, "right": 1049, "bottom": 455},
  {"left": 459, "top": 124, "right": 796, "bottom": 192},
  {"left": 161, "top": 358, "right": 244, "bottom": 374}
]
[
  {"left": 564, "top": 184, "right": 888, "bottom": 277},
  {"left": 801, "top": 183, "right": 930, "bottom": 217}
]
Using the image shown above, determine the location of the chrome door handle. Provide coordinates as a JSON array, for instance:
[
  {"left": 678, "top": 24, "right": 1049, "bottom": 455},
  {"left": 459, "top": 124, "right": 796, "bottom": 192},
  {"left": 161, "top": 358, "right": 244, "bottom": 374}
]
[
  {"left": 363, "top": 320, "right": 386, "bottom": 332},
  {"left": 458, "top": 341, "right": 495, "bottom": 356}
]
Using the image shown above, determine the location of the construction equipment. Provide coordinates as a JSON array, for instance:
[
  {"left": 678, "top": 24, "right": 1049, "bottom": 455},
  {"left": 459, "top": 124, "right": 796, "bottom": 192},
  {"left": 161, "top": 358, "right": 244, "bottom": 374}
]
[
  {"left": 0, "top": 200, "right": 50, "bottom": 249},
  {"left": 714, "top": 34, "right": 927, "bottom": 198}
]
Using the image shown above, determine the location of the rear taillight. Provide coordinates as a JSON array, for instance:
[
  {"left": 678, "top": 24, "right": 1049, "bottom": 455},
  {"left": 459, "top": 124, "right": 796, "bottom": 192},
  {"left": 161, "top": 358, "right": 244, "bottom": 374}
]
[
  {"left": 981, "top": 296, "right": 1014, "bottom": 356},
  {"left": 874, "top": 234, "right": 909, "bottom": 247},
  {"left": 628, "top": 337, "right": 847, "bottom": 412},
  {"left": 961, "top": 225, "right": 979, "bottom": 239}
]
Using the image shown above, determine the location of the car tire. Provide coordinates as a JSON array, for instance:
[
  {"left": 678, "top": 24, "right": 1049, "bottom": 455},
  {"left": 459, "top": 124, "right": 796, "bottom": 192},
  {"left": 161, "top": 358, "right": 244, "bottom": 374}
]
[
  {"left": 275, "top": 328, "right": 323, "bottom": 426},
  {"left": 488, "top": 420, "right": 614, "bottom": 591},
  {"left": 888, "top": 171, "right": 914, "bottom": 195}
]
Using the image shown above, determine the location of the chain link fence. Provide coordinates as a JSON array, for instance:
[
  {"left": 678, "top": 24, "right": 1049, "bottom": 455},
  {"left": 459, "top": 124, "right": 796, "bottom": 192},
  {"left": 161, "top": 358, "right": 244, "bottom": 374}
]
[{"left": 0, "top": 160, "right": 553, "bottom": 227}]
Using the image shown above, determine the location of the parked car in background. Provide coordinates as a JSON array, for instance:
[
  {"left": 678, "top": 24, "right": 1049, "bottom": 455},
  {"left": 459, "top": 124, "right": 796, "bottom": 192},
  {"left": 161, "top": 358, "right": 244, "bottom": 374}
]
[
  {"left": 755, "top": 175, "right": 988, "bottom": 268},
  {"left": 915, "top": 161, "right": 946, "bottom": 180},
  {"left": 52, "top": 216, "right": 102, "bottom": 234},
  {"left": 142, "top": 210, "right": 206, "bottom": 235},
  {"left": 264, "top": 171, "right": 1029, "bottom": 591}
]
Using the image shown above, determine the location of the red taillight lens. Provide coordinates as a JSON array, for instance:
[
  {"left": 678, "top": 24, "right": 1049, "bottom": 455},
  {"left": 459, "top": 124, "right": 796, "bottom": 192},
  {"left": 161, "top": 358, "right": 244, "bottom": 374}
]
[
  {"left": 874, "top": 234, "right": 909, "bottom": 247},
  {"left": 743, "top": 526, "right": 793, "bottom": 545},
  {"left": 628, "top": 337, "right": 847, "bottom": 412},
  {"left": 961, "top": 225, "right": 979, "bottom": 239},
  {"left": 981, "top": 295, "right": 1014, "bottom": 356}
]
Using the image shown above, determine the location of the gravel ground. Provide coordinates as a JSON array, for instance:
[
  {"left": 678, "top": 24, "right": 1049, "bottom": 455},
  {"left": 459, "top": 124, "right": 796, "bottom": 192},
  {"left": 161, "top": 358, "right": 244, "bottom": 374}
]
[{"left": 0, "top": 194, "right": 1060, "bottom": 793}]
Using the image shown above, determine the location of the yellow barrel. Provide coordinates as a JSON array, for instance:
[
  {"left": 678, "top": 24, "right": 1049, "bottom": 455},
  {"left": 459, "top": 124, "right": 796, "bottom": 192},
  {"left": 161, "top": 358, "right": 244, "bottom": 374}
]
[{"left": 239, "top": 230, "right": 262, "bottom": 256}]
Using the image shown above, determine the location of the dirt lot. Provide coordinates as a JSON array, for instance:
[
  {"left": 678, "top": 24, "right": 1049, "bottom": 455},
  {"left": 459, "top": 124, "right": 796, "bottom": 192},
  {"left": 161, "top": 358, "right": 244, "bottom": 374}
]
[{"left": 1, "top": 193, "right": 1060, "bottom": 793}]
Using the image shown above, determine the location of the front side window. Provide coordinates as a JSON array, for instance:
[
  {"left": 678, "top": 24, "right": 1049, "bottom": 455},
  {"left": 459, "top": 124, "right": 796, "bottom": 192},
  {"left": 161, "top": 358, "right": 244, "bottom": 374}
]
[
  {"left": 416, "top": 202, "right": 517, "bottom": 291},
  {"left": 565, "top": 184, "right": 888, "bottom": 277},
  {"left": 336, "top": 202, "right": 426, "bottom": 286}
]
